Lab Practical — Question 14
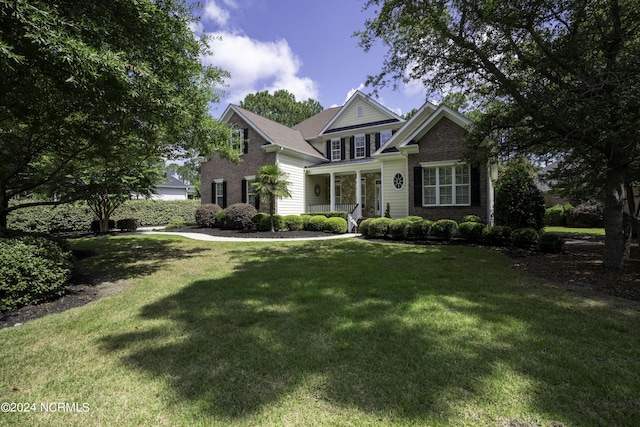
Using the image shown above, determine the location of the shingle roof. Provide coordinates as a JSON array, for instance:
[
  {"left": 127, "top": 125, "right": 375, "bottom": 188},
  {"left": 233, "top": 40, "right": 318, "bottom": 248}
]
[
  {"left": 292, "top": 107, "right": 341, "bottom": 140},
  {"left": 231, "top": 105, "right": 326, "bottom": 159}
]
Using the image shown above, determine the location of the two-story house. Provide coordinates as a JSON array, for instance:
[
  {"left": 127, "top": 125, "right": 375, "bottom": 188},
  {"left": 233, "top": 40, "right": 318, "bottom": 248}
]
[{"left": 201, "top": 91, "right": 496, "bottom": 223}]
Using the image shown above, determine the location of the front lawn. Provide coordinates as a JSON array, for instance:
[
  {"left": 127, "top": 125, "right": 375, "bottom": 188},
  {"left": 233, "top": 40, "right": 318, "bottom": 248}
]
[
  {"left": 544, "top": 226, "right": 606, "bottom": 238},
  {"left": 1, "top": 236, "right": 638, "bottom": 426}
]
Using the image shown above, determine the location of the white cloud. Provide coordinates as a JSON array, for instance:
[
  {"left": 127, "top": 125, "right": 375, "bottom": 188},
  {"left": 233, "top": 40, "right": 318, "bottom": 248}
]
[
  {"left": 343, "top": 83, "right": 366, "bottom": 104},
  {"left": 203, "top": 1, "right": 232, "bottom": 27},
  {"left": 202, "top": 32, "right": 319, "bottom": 105}
]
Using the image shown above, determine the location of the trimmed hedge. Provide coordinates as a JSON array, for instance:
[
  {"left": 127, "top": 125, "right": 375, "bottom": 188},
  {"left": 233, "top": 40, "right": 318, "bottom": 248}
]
[
  {"left": 511, "top": 228, "right": 539, "bottom": 248},
  {"left": 195, "top": 204, "right": 221, "bottom": 228},
  {"left": 116, "top": 218, "right": 139, "bottom": 231},
  {"left": 431, "top": 219, "right": 459, "bottom": 241},
  {"left": 224, "top": 203, "right": 257, "bottom": 230},
  {"left": 307, "top": 215, "right": 328, "bottom": 231},
  {"left": 538, "top": 233, "right": 565, "bottom": 253},
  {"left": 284, "top": 215, "right": 304, "bottom": 231},
  {"left": 259, "top": 215, "right": 284, "bottom": 232},
  {"left": 482, "top": 226, "right": 512, "bottom": 246},
  {"left": 389, "top": 219, "right": 411, "bottom": 240},
  {"left": 458, "top": 221, "right": 485, "bottom": 242},
  {"left": 367, "top": 218, "right": 393, "bottom": 238},
  {"left": 306, "top": 211, "right": 348, "bottom": 220},
  {"left": 325, "top": 217, "right": 348, "bottom": 234},
  {"left": 0, "top": 235, "right": 73, "bottom": 312}
]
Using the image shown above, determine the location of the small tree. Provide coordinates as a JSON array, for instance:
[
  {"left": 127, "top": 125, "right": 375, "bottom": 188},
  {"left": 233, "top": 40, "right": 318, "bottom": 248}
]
[
  {"left": 494, "top": 157, "right": 546, "bottom": 231},
  {"left": 251, "top": 165, "right": 292, "bottom": 232}
]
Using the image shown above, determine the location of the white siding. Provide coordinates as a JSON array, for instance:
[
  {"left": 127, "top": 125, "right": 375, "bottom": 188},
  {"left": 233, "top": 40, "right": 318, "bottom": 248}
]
[
  {"left": 330, "top": 103, "right": 391, "bottom": 130},
  {"left": 381, "top": 158, "right": 408, "bottom": 218},
  {"left": 151, "top": 187, "right": 188, "bottom": 200},
  {"left": 276, "top": 152, "right": 308, "bottom": 215},
  {"left": 305, "top": 175, "right": 326, "bottom": 209}
]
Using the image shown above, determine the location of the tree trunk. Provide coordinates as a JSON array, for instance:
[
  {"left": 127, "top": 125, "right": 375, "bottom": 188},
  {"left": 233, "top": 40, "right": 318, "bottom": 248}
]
[{"left": 602, "top": 160, "right": 628, "bottom": 270}]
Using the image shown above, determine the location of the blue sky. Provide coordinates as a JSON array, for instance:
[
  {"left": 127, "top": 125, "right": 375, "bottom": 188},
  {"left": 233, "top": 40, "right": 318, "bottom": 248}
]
[{"left": 189, "top": 0, "right": 430, "bottom": 118}]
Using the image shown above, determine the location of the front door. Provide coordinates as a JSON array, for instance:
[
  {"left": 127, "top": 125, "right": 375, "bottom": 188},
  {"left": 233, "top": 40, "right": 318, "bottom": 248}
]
[{"left": 375, "top": 180, "right": 381, "bottom": 216}]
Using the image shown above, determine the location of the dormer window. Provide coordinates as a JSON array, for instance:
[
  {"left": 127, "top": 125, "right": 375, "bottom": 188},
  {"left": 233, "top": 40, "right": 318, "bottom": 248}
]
[{"left": 356, "top": 105, "right": 364, "bottom": 117}]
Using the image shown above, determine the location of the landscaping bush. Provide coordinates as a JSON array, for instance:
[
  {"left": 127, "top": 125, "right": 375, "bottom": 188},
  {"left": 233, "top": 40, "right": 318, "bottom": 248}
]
[
  {"left": 307, "top": 215, "right": 328, "bottom": 231},
  {"left": 405, "top": 216, "right": 424, "bottom": 223},
  {"left": 0, "top": 235, "right": 73, "bottom": 312},
  {"left": 389, "top": 219, "right": 411, "bottom": 240},
  {"left": 91, "top": 219, "right": 115, "bottom": 233},
  {"left": 367, "top": 217, "right": 393, "bottom": 238},
  {"left": 324, "top": 217, "right": 348, "bottom": 234},
  {"left": 482, "top": 226, "right": 512, "bottom": 246},
  {"left": 511, "top": 228, "right": 539, "bottom": 249},
  {"left": 116, "top": 218, "right": 139, "bottom": 231},
  {"left": 458, "top": 221, "right": 485, "bottom": 242},
  {"left": 224, "top": 203, "right": 257, "bottom": 230},
  {"left": 405, "top": 219, "right": 428, "bottom": 240},
  {"left": 431, "top": 219, "right": 459, "bottom": 241},
  {"left": 252, "top": 212, "right": 270, "bottom": 229},
  {"left": 259, "top": 215, "right": 284, "bottom": 232},
  {"left": 114, "top": 199, "right": 199, "bottom": 227},
  {"left": 567, "top": 201, "right": 603, "bottom": 228},
  {"left": 283, "top": 215, "right": 304, "bottom": 231},
  {"left": 299, "top": 215, "right": 312, "bottom": 229},
  {"left": 214, "top": 210, "right": 226, "bottom": 228},
  {"left": 306, "top": 211, "right": 348, "bottom": 220},
  {"left": 461, "top": 215, "right": 483, "bottom": 224},
  {"left": 420, "top": 220, "right": 434, "bottom": 237},
  {"left": 545, "top": 204, "right": 573, "bottom": 226},
  {"left": 194, "top": 203, "right": 221, "bottom": 228},
  {"left": 538, "top": 232, "right": 565, "bottom": 253},
  {"left": 165, "top": 217, "right": 185, "bottom": 229},
  {"left": 358, "top": 218, "right": 374, "bottom": 236}
]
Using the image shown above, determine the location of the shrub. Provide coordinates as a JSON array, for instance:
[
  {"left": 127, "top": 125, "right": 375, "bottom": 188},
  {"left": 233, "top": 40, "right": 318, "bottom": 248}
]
[
  {"left": 306, "top": 211, "right": 348, "bottom": 220},
  {"left": 461, "top": 215, "right": 483, "bottom": 224},
  {"left": 458, "top": 221, "right": 485, "bottom": 242},
  {"left": 511, "top": 228, "right": 539, "bottom": 248},
  {"left": 224, "top": 203, "right": 257, "bottom": 230},
  {"left": 405, "top": 220, "right": 428, "bottom": 240},
  {"left": 252, "top": 212, "right": 270, "bottom": 230},
  {"left": 165, "top": 217, "right": 185, "bottom": 229},
  {"left": 431, "top": 219, "right": 459, "bottom": 241},
  {"left": 482, "top": 226, "right": 512, "bottom": 246},
  {"left": 0, "top": 235, "right": 73, "bottom": 312},
  {"left": 214, "top": 210, "right": 226, "bottom": 228},
  {"left": 405, "top": 216, "right": 424, "bottom": 223},
  {"left": 116, "top": 218, "right": 139, "bottom": 231},
  {"left": 358, "top": 218, "right": 374, "bottom": 236},
  {"left": 299, "top": 215, "right": 312, "bottom": 229},
  {"left": 567, "top": 201, "right": 603, "bottom": 228},
  {"left": 284, "top": 215, "right": 304, "bottom": 231},
  {"left": 307, "top": 215, "right": 328, "bottom": 231},
  {"left": 366, "top": 217, "right": 392, "bottom": 238},
  {"left": 545, "top": 204, "right": 573, "bottom": 226},
  {"left": 91, "top": 219, "right": 115, "bottom": 233},
  {"left": 389, "top": 219, "right": 411, "bottom": 240},
  {"left": 259, "top": 215, "right": 284, "bottom": 232},
  {"left": 421, "top": 220, "right": 434, "bottom": 237},
  {"left": 538, "top": 233, "right": 565, "bottom": 253},
  {"left": 195, "top": 204, "right": 221, "bottom": 228},
  {"left": 324, "top": 217, "right": 348, "bottom": 234}
]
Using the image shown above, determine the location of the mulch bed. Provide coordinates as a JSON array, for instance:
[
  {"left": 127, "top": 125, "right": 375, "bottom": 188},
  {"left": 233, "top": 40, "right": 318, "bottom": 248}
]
[{"left": 1, "top": 229, "right": 638, "bottom": 330}]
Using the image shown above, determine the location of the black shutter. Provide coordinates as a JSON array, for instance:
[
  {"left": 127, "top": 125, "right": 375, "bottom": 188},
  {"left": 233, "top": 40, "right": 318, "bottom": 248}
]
[
  {"left": 222, "top": 181, "right": 227, "bottom": 208},
  {"left": 365, "top": 134, "right": 371, "bottom": 157},
  {"left": 413, "top": 167, "right": 423, "bottom": 207},
  {"left": 340, "top": 138, "right": 346, "bottom": 160},
  {"left": 325, "top": 140, "right": 331, "bottom": 159},
  {"left": 255, "top": 195, "right": 260, "bottom": 210},
  {"left": 211, "top": 182, "right": 216, "bottom": 204},
  {"left": 243, "top": 129, "right": 249, "bottom": 154},
  {"left": 470, "top": 166, "right": 481, "bottom": 206},
  {"left": 349, "top": 136, "right": 355, "bottom": 159},
  {"left": 375, "top": 132, "right": 381, "bottom": 150},
  {"left": 241, "top": 179, "right": 247, "bottom": 203}
]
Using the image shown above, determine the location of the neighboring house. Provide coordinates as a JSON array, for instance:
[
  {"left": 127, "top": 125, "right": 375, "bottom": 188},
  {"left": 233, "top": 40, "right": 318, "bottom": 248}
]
[
  {"left": 534, "top": 162, "right": 569, "bottom": 207},
  {"left": 151, "top": 173, "right": 195, "bottom": 200},
  {"left": 201, "top": 91, "right": 496, "bottom": 223}
]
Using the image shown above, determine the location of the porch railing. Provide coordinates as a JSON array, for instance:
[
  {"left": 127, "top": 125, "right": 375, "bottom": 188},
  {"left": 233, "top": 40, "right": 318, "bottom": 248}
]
[{"left": 307, "top": 204, "right": 358, "bottom": 213}]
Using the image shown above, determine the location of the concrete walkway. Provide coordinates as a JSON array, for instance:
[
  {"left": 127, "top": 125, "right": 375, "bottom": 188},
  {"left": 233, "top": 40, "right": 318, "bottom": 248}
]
[{"left": 137, "top": 227, "right": 361, "bottom": 242}]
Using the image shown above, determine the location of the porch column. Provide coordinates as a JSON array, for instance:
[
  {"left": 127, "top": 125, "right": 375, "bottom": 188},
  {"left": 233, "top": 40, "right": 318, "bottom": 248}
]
[
  {"left": 355, "top": 170, "right": 362, "bottom": 219},
  {"left": 330, "top": 172, "right": 336, "bottom": 211}
]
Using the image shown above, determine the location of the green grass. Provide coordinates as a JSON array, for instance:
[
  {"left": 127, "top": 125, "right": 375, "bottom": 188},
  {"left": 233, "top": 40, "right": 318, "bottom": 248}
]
[
  {"left": 1, "top": 236, "right": 639, "bottom": 426},
  {"left": 544, "top": 226, "right": 606, "bottom": 238}
]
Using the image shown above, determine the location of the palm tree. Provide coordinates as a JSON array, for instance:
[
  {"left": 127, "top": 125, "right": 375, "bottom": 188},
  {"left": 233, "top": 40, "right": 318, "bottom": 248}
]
[{"left": 251, "top": 164, "right": 292, "bottom": 232}]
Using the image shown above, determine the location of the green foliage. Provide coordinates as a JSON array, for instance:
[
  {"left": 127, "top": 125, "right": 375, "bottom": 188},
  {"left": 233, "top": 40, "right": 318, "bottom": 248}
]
[
  {"left": 252, "top": 212, "right": 270, "bottom": 228},
  {"left": 324, "top": 217, "right": 348, "bottom": 234},
  {"left": 116, "top": 218, "right": 139, "bottom": 231},
  {"left": 306, "top": 212, "right": 349, "bottom": 220},
  {"left": 405, "top": 219, "right": 429, "bottom": 240},
  {"left": 458, "top": 221, "right": 485, "bottom": 242},
  {"left": 495, "top": 157, "right": 546, "bottom": 231},
  {"left": 165, "top": 217, "right": 185, "bottom": 229},
  {"left": 431, "top": 219, "right": 459, "bottom": 241},
  {"left": 405, "top": 216, "right": 424, "bottom": 223},
  {"left": 224, "top": 203, "right": 257, "bottom": 230},
  {"left": 389, "top": 219, "right": 411, "bottom": 240},
  {"left": 358, "top": 218, "right": 373, "bottom": 236},
  {"left": 482, "top": 226, "right": 513, "bottom": 246},
  {"left": 367, "top": 218, "right": 393, "bottom": 238},
  {"left": 307, "top": 215, "right": 328, "bottom": 231},
  {"left": 538, "top": 233, "right": 565, "bottom": 254},
  {"left": 461, "top": 215, "right": 483, "bottom": 224},
  {"left": 259, "top": 215, "right": 284, "bottom": 232},
  {"left": 567, "top": 201, "right": 604, "bottom": 228},
  {"left": 283, "top": 215, "right": 304, "bottom": 231},
  {"left": 195, "top": 204, "right": 222, "bottom": 228},
  {"left": 384, "top": 203, "right": 391, "bottom": 218},
  {"left": 239, "top": 90, "right": 324, "bottom": 127},
  {"left": 511, "top": 228, "right": 540, "bottom": 249},
  {"left": 215, "top": 210, "right": 227, "bottom": 228},
  {"left": 0, "top": 235, "right": 73, "bottom": 312},
  {"left": 299, "top": 215, "right": 312, "bottom": 229},
  {"left": 545, "top": 204, "right": 574, "bottom": 226}
]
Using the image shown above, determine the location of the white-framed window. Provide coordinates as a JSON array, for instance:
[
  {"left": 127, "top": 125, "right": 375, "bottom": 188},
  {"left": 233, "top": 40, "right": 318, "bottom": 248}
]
[
  {"left": 356, "top": 105, "right": 364, "bottom": 117},
  {"left": 245, "top": 176, "right": 257, "bottom": 207},
  {"left": 380, "top": 130, "right": 392, "bottom": 145},
  {"left": 393, "top": 172, "right": 405, "bottom": 190},
  {"left": 354, "top": 134, "right": 366, "bottom": 158},
  {"left": 361, "top": 178, "right": 366, "bottom": 208},
  {"left": 335, "top": 179, "right": 342, "bottom": 204},
  {"left": 230, "top": 125, "right": 243, "bottom": 153},
  {"left": 331, "top": 139, "right": 341, "bottom": 161},
  {"left": 422, "top": 164, "right": 470, "bottom": 206},
  {"left": 214, "top": 180, "right": 225, "bottom": 207}
]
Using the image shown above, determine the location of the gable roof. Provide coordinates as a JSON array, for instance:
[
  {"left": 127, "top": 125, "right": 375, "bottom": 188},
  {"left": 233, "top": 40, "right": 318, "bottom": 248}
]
[
  {"left": 221, "top": 105, "right": 326, "bottom": 160},
  {"left": 376, "top": 103, "right": 471, "bottom": 154},
  {"left": 292, "top": 107, "right": 341, "bottom": 140},
  {"left": 319, "top": 91, "right": 404, "bottom": 135}
]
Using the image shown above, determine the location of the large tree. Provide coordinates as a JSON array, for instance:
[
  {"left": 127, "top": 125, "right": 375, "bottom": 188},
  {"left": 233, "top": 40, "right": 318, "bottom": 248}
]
[
  {"left": 358, "top": 0, "right": 640, "bottom": 269},
  {"left": 0, "top": 0, "right": 233, "bottom": 228},
  {"left": 239, "top": 90, "right": 324, "bottom": 127}
]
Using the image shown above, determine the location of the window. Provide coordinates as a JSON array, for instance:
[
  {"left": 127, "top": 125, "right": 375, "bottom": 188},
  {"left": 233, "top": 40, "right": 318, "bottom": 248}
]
[
  {"left": 215, "top": 181, "right": 225, "bottom": 207},
  {"left": 393, "top": 173, "right": 405, "bottom": 190},
  {"left": 245, "top": 177, "right": 257, "bottom": 207},
  {"left": 356, "top": 105, "right": 364, "bottom": 117},
  {"left": 354, "top": 134, "right": 365, "bottom": 158},
  {"left": 335, "top": 179, "right": 342, "bottom": 204},
  {"left": 331, "top": 139, "right": 341, "bottom": 161},
  {"left": 230, "top": 125, "right": 243, "bottom": 153},
  {"left": 422, "top": 164, "right": 470, "bottom": 206},
  {"left": 380, "top": 130, "right": 392, "bottom": 145}
]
